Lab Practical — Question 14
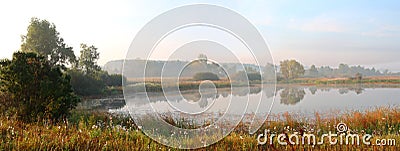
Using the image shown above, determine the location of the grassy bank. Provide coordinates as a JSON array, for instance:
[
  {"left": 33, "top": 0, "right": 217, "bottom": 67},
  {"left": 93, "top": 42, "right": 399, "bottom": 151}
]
[
  {"left": 123, "top": 76, "right": 400, "bottom": 93},
  {"left": 1, "top": 107, "right": 399, "bottom": 150},
  {"left": 280, "top": 76, "right": 400, "bottom": 86},
  {"left": 126, "top": 80, "right": 246, "bottom": 93}
]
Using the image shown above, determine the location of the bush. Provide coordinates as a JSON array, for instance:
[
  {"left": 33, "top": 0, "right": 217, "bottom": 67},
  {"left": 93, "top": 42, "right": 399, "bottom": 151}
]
[
  {"left": 68, "top": 69, "right": 106, "bottom": 96},
  {"left": 68, "top": 70, "right": 126, "bottom": 96},
  {"left": 193, "top": 72, "right": 220, "bottom": 81},
  {"left": 0, "top": 52, "right": 80, "bottom": 122},
  {"left": 100, "top": 72, "right": 126, "bottom": 87}
]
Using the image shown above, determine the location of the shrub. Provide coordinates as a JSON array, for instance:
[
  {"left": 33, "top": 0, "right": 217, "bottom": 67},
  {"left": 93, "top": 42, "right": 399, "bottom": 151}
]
[
  {"left": 193, "top": 72, "right": 220, "bottom": 81},
  {"left": 68, "top": 69, "right": 106, "bottom": 96},
  {"left": 101, "top": 73, "right": 126, "bottom": 87},
  {"left": 0, "top": 52, "right": 80, "bottom": 122}
]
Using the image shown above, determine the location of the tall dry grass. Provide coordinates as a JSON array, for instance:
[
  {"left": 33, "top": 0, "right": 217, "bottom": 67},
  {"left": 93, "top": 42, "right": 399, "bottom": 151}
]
[{"left": 0, "top": 107, "right": 399, "bottom": 150}]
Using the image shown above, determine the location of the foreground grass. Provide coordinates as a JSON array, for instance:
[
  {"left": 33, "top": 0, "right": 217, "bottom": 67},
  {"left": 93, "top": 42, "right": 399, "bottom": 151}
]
[{"left": 1, "top": 107, "right": 399, "bottom": 150}]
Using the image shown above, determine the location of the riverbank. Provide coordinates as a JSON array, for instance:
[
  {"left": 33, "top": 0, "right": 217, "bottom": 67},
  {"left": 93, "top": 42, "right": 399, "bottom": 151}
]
[
  {"left": 122, "top": 76, "right": 400, "bottom": 93},
  {"left": 1, "top": 107, "right": 399, "bottom": 150},
  {"left": 280, "top": 76, "right": 400, "bottom": 85}
]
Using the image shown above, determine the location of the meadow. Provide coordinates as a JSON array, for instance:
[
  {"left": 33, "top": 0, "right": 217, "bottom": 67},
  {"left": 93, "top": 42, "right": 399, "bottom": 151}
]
[{"left": 1, "top": 107, "right": 399, "bottom": 150}]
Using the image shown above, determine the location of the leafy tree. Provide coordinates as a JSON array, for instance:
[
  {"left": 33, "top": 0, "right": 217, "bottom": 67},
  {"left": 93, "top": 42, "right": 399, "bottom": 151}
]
[
  {"left": 280, "top": 60, "right": 305, "bottom": 80},
  {"left": 78, "top": 44, "right": 101, "bottom": 74},
  {"left": 21, "top": 17, "right": 76, "bottom": 66},
  {"left": 308, "top": 65, "right": 318, "bottom": 77},
  {"left": 68, "top": 69, "right": 105, "bottom": 96},
  {"left": 0, "top": 52, "right": 79, "bottom": 122},
  {"left": 101, "top": 73, "right": 126, "bottom": 87},
  {"left": 337, "top": 63, "right": 350, "bottom": 76}
]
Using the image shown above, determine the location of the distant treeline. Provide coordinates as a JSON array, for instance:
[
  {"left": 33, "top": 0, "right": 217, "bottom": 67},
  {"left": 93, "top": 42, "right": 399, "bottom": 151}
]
[
  {"left": 105, "top": 59, "right": 261, "bottom": 78},
  {"left": 303, "top": 63, "right": 399, "bottom": 78},
  {"left": 104, "top": 59, "right": 399, "bottom": 79}
]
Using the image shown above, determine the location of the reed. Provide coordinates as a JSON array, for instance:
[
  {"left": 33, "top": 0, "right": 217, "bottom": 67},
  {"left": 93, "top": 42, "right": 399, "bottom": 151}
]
[{"left": 0, "top": 107, "right": 399, "bottom": 150}]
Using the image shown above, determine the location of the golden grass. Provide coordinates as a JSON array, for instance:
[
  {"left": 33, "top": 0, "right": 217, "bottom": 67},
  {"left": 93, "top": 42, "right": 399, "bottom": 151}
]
[{"left": 0, "top": 107, "right": 399, "bottom": 150}]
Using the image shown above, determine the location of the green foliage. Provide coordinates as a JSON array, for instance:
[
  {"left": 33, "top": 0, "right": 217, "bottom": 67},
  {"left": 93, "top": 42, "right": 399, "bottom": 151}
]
[
  {"left": 280, "top": 59, "right": 305, "bottom": 80},
  {"left": 0, "top": 52, "right": 79, "bottom": 122},
  {"left": 68, "top": 69, "right": 105, "bottom": 96},
  {"left": 305, "top": 64, "right": 384, "bottom": 78},
  {"left": 67, "top": 43, "right": 125, "bottom": 96},
  {"left": 308, "top": 65, "right": 318, "bottom": 77},
  {"left": 21, "top": 17, "right": 76, "bottom": 66},
  {"left": 100, "top": 72, "right": 126, "bottom": 87},
  {"left": 68, "top": 69, "right": 125, "bottom": 96},
  {"left": 78, "top": 44, "right": 101, "bottom": 74},
  {"left": 193, "top": 72, "right": 220, "bottom": 81}
]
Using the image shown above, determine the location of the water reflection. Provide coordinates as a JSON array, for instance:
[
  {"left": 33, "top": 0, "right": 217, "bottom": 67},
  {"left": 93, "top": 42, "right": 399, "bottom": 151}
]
[
  {"left": 124, "top": 87, "right": 264, "bottom": 108},
  {"left": 123, "top": 85, "right": 368, "bottom": 108},
  {"left": 280, "top": 88, "right": 305, "bottom": 105},
  {"left": 80, "top": 84, "right": 399, "bottom": 113},
  {"left": 279, "top": 85, "right": 365, "bottom": 105}
]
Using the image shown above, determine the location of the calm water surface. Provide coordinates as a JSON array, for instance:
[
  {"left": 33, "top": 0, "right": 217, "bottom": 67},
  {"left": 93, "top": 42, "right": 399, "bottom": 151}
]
[{"left": 90, "top": 85, "right": 400, "bottom": 117}]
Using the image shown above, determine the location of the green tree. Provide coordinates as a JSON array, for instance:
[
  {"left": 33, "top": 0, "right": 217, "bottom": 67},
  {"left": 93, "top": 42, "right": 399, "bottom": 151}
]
[
  {"left": 78, "top": 44, "right": 101, "bottom": 74},
  {"left": 0, "top": 52, "right": 79, "bottom": 122},
  {"left": 308, "top": 65, "right": 318, "bottom": 77},
  {"left": 21, "top": 17, "right": 76, "bottom": 66},
  {"left": 338, "top": 63, "right": 350, "bottom": 76},
  {"left": 280, "top": 60, "right": 305, "bottom": 80},
  {"left": 68, "top": 69, "right": 105, "bottom": 96}
]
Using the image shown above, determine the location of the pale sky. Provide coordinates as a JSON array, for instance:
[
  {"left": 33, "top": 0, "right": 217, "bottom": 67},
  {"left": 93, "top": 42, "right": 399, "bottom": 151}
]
[{"left": 1, "top": 0, "right": 400, "bottom": 71}]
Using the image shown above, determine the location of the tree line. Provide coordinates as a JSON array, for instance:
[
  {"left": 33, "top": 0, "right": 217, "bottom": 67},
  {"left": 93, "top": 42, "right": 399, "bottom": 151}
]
[{"left": 0, "top": 17, "right": 125, "bottom": 122}]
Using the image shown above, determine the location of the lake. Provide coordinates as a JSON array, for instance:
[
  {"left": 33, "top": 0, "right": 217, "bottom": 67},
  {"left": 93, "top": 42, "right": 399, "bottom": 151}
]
[{"left": 79, "top": 85, "right": 400, "bottom": 118}]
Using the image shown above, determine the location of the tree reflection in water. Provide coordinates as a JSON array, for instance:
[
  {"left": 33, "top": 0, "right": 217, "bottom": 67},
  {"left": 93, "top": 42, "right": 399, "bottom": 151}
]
[{"left": 280, "top": 87, "right": 306, "bottom": 105}]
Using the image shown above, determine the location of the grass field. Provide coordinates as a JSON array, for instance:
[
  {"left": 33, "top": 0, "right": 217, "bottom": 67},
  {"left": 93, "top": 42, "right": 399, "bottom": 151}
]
[{"left": 1, "top": 107, "right": 399, "bottom": 150}]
